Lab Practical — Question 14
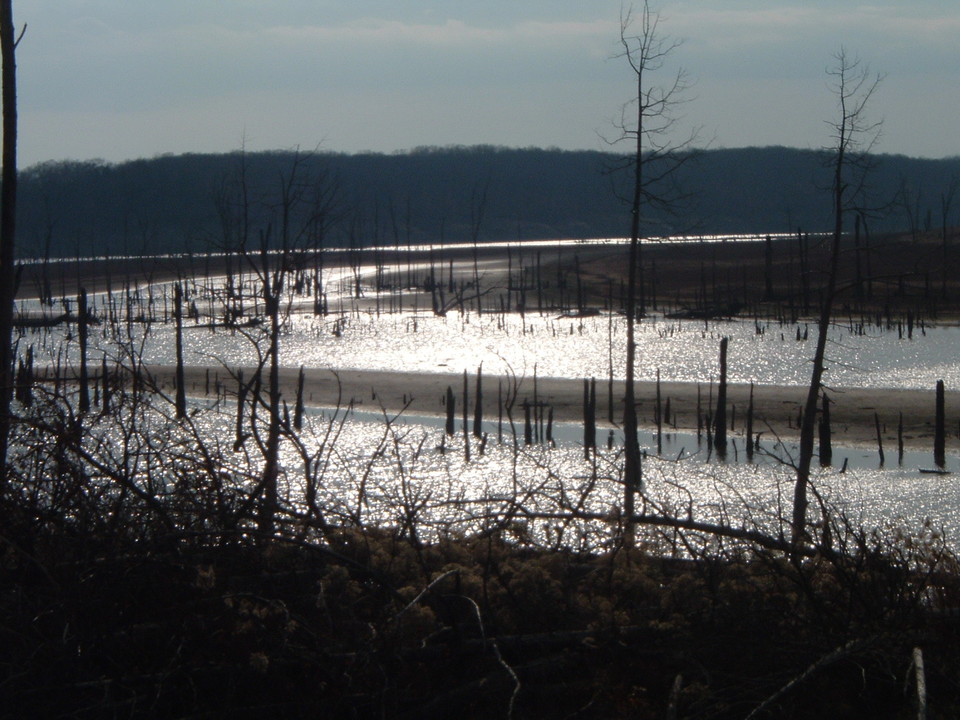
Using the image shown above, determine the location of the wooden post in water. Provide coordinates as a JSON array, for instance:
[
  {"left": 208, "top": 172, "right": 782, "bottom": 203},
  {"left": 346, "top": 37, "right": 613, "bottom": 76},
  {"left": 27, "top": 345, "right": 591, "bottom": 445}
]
[
  {"left": 462, "top": 370, "right": 470, "bottom": 462},
  {"left": 874, "top": 412, "right": 885, "bottom": 467},
  {"left": 935, "top": 379, "right": 946, "bottom": 468},
  {"left": 746, "top": 382, "right": 755, "bottom": 462},
  {"left": 524, "top": 400, "right": 532, "bottom": 445},
  {"left": 608, "top": 284, "right": 615, "bottom": 424},
  {"left": 294, "top": 365, "right": 305, "bottom": 431},
  {"left": 174, "top": 282, "right": 186, "bottom": 420},
  {"left": 533, "top": 364, "right": 539, "bottom": 442},
  {"left": 696, "top": 383, "right": 702, "bottom": 444},
  {"left": 818, "top": 391, "right": 832, "bottom": 467},
  {"left": 313, "top": 262, "right": 324, "bottom": 316},
  {"left": 590, "top": 378, "right": 597, "bottom": 452},
  {"left": 713, "top": 337, "right": 728, "bottom": 459},
  {"left": 898, "top": 412, "right": 904, "bottom": 466},
  {"left": 583, "top": 378, "right": 592, "bottom": 459},
  {"left": 234, "top": 369, "right": 247, "bottom": 451},
  {"left": 77, "top": 288, "right": 91, "bottom": 413},
  {"left": 497, "top": 379, "right": 503, "bottom": 443},
  {"left": 655, "top": 369, "right": 663, "bottom": 455},
  {"left": 445, "top": 385, "right": 455, "bottom": 436},
  {"left": 473, "top": 364, "right": 483, "bottom": 439}
]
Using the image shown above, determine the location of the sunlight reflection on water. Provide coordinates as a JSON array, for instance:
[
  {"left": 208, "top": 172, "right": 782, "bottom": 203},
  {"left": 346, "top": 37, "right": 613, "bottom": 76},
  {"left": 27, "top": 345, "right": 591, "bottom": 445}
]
[
  {"left": 174, "top": 401, "right": 960, "bottom": 544},
  {"left": 14, "top": 261, "right": 960, "bottom": 548},
  {"left": 23, "top": 304, "right": 960, "bottom": 390}
]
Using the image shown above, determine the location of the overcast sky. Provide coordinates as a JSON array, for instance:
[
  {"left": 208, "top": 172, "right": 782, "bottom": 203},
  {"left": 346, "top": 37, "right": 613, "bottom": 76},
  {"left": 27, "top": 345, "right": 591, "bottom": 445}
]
[{"left": 14, "top": 1, "right": 960, "bottom": 167}]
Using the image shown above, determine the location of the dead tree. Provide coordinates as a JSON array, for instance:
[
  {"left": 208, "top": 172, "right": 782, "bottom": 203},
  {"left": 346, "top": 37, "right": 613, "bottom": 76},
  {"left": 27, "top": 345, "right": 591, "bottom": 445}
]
[
  {"left": 0, "top": 1, "right": 19, "bottom": 486},
  {"left": 614, "top": 1, "right": 695, "bottom": 544},
  {"left": 174, "top": 282, "right": 187, "bottom": 420},
  {"left": 473, "top": 364, "right": 483, "bottom": 438},
  {"left": 294, "top": 365, "right": 305, "bottom": 431},
  {"left": 935, "top": 379, "right": 946, "bottom": 469},
  {"left": 445, "top": 385, "right": 455, "bottom": 436},
  {"left": 819, "top": 392, "right": 832, "bottom": 467},
  {"left": 77, "top": 288, "right": 91, "bottom": 413},
  {"left": 217, "top": 148, "right": 341, "bottom": 538},
  {"left": 792, "top": 50, "right": 882, "bottom": 546},
  {"left": 713, "top": 337, "right": 728, "bottom": 459}
]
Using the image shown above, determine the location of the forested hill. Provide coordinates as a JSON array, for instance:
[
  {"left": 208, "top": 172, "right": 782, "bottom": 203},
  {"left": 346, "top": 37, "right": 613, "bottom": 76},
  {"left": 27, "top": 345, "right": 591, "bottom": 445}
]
[{"left": 15, "top": 145, "right": 960, "bottom": 258}]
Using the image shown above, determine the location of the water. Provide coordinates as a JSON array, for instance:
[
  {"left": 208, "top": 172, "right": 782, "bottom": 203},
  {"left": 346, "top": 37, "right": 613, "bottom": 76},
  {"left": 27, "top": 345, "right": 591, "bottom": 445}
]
[
  {"left": 19, "top": 293, "right": 960, "bottom": 390},
  {"left": 13, "top": 249, "right": 960, "bottom": 546},
  {"left": 230, "top": 401, "right": 960, "bottom": 544}
]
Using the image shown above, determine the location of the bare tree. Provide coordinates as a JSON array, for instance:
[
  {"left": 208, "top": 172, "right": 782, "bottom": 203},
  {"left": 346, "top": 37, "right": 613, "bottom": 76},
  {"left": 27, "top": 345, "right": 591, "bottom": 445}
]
[
  {"left": 792, "top": 50, "right": 882, "bottom": 546},
  {"left": 614, "top": 1, "right": 695, "bottom": 544},
  {"left": 0, "top": 1, "right": 20, "bottom": 486},
  {"left": 215, "top": 148, "right": 341, "bottom": 538}
]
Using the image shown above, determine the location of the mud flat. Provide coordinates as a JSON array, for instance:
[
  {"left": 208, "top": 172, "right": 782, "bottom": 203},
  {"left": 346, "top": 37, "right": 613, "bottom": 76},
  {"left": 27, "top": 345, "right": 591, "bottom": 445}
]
[{"left": 158, "top": 365, "right": 957, "bottom": 452}]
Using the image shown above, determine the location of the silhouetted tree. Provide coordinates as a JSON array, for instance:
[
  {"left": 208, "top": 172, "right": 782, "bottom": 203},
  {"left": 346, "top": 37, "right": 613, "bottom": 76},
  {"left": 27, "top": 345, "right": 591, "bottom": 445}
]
[
  {"left": 0, "top": 0, "right": 20, "bottom": 486},
  {"left": 793, "top": 50, "right": 882, "bottom": 545},
  {"left": 217, "top": 147, "right": 341, "bottom": 538},
  {"left": 615, "top": 1, "right": 695, "bottom": 543}
]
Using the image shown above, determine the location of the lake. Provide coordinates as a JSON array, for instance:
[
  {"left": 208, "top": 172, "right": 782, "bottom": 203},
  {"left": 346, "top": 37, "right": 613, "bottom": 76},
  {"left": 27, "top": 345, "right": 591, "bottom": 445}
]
[{"left": 12, "top": 239, "right": 960, "bottom": 546}]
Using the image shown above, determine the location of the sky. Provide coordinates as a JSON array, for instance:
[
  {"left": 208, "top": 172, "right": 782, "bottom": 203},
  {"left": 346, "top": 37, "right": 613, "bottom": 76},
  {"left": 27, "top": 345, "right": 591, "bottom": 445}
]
[{"left": 13, "top": 1, "right": 960, "bottom": 167}]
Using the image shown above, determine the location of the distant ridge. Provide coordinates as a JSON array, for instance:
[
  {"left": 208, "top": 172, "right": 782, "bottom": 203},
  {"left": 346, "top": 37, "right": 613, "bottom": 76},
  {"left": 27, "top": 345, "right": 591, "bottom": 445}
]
[{"left": 15, "top": 145, "right": 960, "bottom": 258}]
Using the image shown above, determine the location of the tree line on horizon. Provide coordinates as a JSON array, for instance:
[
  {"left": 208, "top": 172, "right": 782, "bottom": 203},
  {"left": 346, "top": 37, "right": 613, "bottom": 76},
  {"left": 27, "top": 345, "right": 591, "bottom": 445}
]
[{"left": 14, "top": 144, "right": 960, "bottom": 259}]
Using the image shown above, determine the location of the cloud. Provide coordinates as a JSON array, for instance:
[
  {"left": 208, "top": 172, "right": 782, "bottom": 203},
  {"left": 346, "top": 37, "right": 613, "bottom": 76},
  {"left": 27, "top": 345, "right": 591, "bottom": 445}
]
[
  {"left": 15, "top": 1, "right": 960, "bottom": 163},
  {"left": 668, "top": 3, "right": 960, "bottom": 78},
  {"left": 265, "top": 17, "right": 617, "bottom": 48},
  {"left": 20, "top": 10, "right": 622, "bottom": 114}
]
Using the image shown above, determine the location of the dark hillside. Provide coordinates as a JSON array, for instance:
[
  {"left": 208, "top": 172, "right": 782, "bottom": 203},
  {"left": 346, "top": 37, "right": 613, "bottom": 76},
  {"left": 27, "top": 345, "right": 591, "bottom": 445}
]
[{"left": 14, "top": 145, "right": 960, "bottom": 258}]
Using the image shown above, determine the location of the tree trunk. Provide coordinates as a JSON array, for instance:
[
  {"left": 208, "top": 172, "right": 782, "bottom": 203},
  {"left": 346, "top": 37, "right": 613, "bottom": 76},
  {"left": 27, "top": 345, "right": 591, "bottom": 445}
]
[
  {"left": 473, "top": 364, "right": 483, "bottom": 438},
  {"left": 622, "top": 72, "right": 644, "bottom": 548},
  {"left": 77, "top": 288, "right": 90, "bottom": 413},
  {"left": 258, "top": 266, "right": 282, "bottom": 539},
  {"left": 818, "top": 391, "right": 832, "bottom": 467},
  {"left": 935, "top": 379, "right": 946, "bottom": 468},
  {"left": 713, "top": 338, "right": 728, "bottom": 459},
  {"left": 792, "top": 176, "right": 844, "bottom": 543},
  {"left": 294, "top": 365, "right": 305, "bottom": 431},
  {"left": 174, "top": 282, "right": 187, "bottom": 419},
  {"left": 792, "top": 51, "right": 879, "bottom": 544},
  {"left": 0, "top": 0, "right": 17, "bottom": 486},
  {"left": 462, "top": 369, "right": 470, "bottom": 462},
  {"left": 445, "top": 385, "right": 455, "bottom": 436}
]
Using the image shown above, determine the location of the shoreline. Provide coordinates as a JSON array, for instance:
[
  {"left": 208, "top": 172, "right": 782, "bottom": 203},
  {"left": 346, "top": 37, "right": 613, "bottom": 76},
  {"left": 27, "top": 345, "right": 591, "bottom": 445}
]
[
  {"left": 18, "top": 239, "right": 960, "bottom": 324},
  {"left": 20, "top": 243, "right": 960, "bottom": 458},
  {"left": 154, "top": 365, "right": 957, "bottom": 453}
]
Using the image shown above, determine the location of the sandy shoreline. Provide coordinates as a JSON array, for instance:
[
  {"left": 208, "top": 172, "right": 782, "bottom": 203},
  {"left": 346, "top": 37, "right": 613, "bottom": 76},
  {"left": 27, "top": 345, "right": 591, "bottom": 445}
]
[
  {"left": 154, "top": 365, "right": 957, "bottom": 453},
  {"left": 21, "top": 246, "right": 959, "bottom": 457}
]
